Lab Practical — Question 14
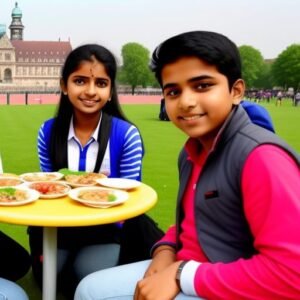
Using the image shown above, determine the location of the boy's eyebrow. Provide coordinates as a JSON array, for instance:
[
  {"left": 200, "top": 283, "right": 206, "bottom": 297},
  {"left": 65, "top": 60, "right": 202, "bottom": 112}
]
[{"left": 162, "top": 75, "right": 214, "bottom": 90}]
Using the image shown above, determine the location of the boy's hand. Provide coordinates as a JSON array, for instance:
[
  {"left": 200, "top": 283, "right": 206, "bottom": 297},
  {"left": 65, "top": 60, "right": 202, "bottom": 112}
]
[
  {"left": 134, "top": 261, "right": 181, "bottom": 300},
  {"left": 144, "top": 246, "right": 176, "bottom": 277}
]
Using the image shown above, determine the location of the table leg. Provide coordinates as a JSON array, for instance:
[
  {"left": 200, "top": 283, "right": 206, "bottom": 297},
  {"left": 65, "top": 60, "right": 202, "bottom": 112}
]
[{"left": 43, "top": 227, "right": 57, "bottom": 300}]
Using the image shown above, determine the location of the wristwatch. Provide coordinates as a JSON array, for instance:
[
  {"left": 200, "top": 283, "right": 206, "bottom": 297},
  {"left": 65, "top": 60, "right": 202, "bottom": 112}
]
[{"left": 176, "top": 261, "right": 188, "bottom": 287}]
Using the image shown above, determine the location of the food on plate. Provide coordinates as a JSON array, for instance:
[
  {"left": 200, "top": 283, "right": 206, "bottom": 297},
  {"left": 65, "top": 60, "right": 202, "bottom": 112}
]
[
  {"left": 0, "top": 173, "right": 19, "bottom": 178},
  {"left": 65, "top": 173, "right": 106, "bottom": 185},
  {"left": 0, "top": 187, "right": 28, "bottom": 202},
  {"left": 28, "top": 182, "right": 70, "bottom": 196},
  {"left": 78, "top": 189, "right": 117, "bottom": 202},
  {"left": 0, "top": 177, "right": 24, "bottom": 187},
  {"left": 20, "top": 172, "right": 63, "bottom": 182}
]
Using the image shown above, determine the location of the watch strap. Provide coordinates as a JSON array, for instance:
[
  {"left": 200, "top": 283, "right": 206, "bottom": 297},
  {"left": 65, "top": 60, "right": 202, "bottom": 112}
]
[{"left": 176, "top": 260, "right": 188, "bottom": 282}]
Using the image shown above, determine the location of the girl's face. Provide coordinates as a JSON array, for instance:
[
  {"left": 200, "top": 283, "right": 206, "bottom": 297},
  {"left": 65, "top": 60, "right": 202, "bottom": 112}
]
[
  {"left": 161, "top": 56, "right": 244, "bottom": 150},
  {"left": 61, "top": 59, "right": 111, "bottom": 116}
]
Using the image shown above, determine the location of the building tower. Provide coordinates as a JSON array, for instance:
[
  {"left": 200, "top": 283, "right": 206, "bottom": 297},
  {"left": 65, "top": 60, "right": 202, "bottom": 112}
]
[{"left": 9, "top": 2, "right": 24, "bottom": 40}]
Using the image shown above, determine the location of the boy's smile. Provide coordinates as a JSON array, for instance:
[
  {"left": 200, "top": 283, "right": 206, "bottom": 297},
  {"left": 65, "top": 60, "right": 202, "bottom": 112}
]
[{"left": 161, "top": 56, "right": 244, "bottom": 150}]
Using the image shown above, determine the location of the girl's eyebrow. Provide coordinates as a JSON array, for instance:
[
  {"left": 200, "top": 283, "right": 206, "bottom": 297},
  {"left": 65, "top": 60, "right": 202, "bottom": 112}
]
[
  {"left": 72, "top": 75, "right": 109, "bottom": 81},
  {"left": 162, "top": 75, "right": 214, "bottom": 91}
]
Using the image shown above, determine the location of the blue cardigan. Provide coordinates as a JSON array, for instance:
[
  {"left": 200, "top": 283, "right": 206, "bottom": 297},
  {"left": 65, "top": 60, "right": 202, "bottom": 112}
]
[{"left": 37, "top": 116, "right": 144, "bottom": 181}]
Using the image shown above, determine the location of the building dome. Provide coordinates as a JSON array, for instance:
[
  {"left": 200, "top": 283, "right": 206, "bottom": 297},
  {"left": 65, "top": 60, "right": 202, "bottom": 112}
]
[{"left": 11, "top": 2, "right": 22, "bottom": 17}]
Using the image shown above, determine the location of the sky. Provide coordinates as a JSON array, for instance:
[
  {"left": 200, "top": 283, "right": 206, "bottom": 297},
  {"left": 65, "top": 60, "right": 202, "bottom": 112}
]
[{"left": 1, "top": 0, "right": 299, "bottom": 61}]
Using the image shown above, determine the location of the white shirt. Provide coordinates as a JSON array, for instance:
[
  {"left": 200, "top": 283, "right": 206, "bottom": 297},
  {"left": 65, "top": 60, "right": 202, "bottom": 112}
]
[{"left": 67, "top": 117, "right": 111, "bottom": 175}]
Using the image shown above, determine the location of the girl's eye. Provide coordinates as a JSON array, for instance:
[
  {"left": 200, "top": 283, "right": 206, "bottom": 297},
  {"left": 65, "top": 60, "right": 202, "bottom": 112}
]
[
  {"left": 96, "top": 80, "right": 108, "bottom": 88},
  {"left": 74, "top": 78, "right": 85, "bottom": 85}
]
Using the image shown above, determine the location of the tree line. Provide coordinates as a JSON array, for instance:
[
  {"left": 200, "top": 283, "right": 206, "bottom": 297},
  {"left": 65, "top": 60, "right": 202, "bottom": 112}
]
[{"left": 117, "top": 42, "right": 300, "bottom": 94}]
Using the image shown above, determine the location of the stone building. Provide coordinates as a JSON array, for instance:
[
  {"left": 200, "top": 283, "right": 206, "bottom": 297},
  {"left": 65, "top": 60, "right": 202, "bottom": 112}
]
[{"left": 0, "top": 2, "right": 72, "bottom": 91}]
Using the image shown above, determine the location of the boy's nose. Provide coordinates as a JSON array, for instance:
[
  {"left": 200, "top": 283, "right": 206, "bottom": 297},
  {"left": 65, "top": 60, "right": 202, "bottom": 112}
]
[{"left": 179, "top": 92, "right": 197, "bottom": 109}]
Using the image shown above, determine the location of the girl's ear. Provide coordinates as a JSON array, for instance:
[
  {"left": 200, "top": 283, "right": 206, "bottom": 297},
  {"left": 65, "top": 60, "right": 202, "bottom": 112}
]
[
  {"left": 60, "top": 79, "right": 67, "bottom": 95},
  {"left": 231, "top": 79, "right": 245, "bottom": 105}
]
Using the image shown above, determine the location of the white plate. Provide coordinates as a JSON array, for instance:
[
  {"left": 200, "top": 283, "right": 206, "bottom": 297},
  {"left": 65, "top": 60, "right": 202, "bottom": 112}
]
[
  {"left": 96, "top": 178, "right": 141, "bottom": 190},
  {"left": 20, "top": 172, "right": 64, "bottom": 182},
  {"left": 64, "top": 173, "right": 107, "bottom": 188},
  {"left": 64, "top": 181, "right": 98, "bottom": 188},
  {"left": 25, "top": 181, "right": 71, "bottom": 199},
  {"left": 0, "top": 186, "right": 40, "bottom": 206},
  {"left": 68, "top": 186, "right": 129, "bottom": 208},
  {"left": 0, "top": 176, "right": 24, "bottom": 187}
]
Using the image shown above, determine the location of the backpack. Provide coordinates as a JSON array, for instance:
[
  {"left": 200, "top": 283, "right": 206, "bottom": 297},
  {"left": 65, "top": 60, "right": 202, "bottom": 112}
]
[{"left": 241, "top": 101, "right": 275, "bottom": 132}]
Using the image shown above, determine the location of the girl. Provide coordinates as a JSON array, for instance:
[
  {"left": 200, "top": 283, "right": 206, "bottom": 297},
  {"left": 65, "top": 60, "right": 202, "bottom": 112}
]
[{"left": 28, "top": 44, "right": 144, "bottom": 299}]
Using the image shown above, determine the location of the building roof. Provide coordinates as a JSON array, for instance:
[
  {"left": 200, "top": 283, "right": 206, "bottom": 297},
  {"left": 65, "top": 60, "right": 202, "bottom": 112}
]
[
  {"left": 11, "top": 40, "right": 72, "bottom": 61},
  {"left": 12, "top": 2, "right": 22, "bottom": 17}
]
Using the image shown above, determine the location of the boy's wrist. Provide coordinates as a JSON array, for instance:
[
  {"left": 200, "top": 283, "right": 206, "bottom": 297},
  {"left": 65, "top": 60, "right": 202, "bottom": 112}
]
[
  {"left": 176, "top": 260, "right": 201, "bottom": 296},
  {"left": 175, "top": 261, "right": 188, "bottom": 288}
]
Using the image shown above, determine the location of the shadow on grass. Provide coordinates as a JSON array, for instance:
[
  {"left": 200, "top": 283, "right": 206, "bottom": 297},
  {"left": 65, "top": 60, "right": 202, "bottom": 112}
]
[{"left": 18, "top": 270, "right": 67, "bottom": 300}]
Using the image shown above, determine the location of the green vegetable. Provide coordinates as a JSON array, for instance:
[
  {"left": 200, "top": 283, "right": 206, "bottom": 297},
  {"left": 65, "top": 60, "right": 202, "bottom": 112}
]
[
  {"left": 0, "top": 187, "right": 16, "bottom": 196},
  {"left": 58, "top": 168, "right": 87, "bottom": 175},
  {"left": 108, "top": 194, "right": 117, "bottom": 202}
]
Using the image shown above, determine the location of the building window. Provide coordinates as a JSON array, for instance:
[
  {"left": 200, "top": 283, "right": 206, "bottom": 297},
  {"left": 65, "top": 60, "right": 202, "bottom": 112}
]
[
  {"left": 4, "top": 68, "right": 12, "bottom": 82},
  {"left": 5, "top": 53, "right": 11, "bottom": 61}
]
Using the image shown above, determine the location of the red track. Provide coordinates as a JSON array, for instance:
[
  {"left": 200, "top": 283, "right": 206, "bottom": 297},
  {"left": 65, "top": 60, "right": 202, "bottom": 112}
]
[{"left": 0, "top": 94, "right": 162, "bottom": 105}]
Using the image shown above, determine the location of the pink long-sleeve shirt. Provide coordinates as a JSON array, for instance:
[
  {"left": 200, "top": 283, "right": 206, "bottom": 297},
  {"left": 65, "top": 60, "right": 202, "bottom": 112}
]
[{"left": 159, "top": 143, "right": 300, "bottom": 299}]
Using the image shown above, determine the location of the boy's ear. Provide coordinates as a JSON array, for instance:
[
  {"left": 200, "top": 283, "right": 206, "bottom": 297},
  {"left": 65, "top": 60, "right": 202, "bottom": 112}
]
[
  {"left": 231, "top": 79, "right": 245, "bottom": 105},
  {"left": 60, "top": 79, "right": 67, "bottom": 95}
]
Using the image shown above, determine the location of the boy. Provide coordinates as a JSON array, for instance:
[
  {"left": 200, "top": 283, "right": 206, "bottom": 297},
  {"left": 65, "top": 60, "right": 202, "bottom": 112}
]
[{"left": 75, "top": 31, "right": 300, "bottom": 300}]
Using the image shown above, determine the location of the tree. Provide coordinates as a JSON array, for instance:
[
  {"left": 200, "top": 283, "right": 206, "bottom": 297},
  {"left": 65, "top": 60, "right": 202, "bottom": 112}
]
[
  {"left": 271, "top": 44, "right": 300, "bottom": 90},
  {"left": 120, "top": 43, "right": 152, "bottom": 94},
  {"left": 254, "top": 62, "right": 273, "bottom": 89},
  {"left": 239, "top": 45, "right": 265, "bottom": 89}
]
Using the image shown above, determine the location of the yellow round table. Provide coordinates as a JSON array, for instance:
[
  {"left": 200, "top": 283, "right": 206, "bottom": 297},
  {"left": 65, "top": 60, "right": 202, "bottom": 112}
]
[{"left": 0, "top": 183, "right": 157, "bottom": 300}]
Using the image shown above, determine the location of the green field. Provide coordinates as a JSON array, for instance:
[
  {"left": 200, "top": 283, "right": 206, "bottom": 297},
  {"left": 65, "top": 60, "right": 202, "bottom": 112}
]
[{"left": 0, "top": 99, "right": 299, "bottom": 299}]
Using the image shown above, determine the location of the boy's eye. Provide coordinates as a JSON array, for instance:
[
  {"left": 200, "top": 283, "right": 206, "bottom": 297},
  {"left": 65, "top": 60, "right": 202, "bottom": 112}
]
[
  {"left": 196, "top": 82, "right": 212, "bottom": 90},
  {"left": 165, "top": 89, "right": 180, "bottom": 97}
]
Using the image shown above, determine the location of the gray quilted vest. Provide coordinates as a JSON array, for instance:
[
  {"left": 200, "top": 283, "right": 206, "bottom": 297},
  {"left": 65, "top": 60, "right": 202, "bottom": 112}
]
[{"left": 176, "top": 105, "right": 299, "bottom": 263}]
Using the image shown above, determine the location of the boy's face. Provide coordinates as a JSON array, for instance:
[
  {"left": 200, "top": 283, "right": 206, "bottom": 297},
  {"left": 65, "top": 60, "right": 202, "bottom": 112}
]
[{"left": 161, "top": 56, "right": 244, "bottom": 150}]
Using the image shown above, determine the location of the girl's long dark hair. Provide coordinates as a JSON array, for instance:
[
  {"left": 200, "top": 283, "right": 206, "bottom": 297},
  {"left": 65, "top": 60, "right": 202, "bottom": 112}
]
[{"left": 50, "top": 44, "right": 138, "bottom": 170}]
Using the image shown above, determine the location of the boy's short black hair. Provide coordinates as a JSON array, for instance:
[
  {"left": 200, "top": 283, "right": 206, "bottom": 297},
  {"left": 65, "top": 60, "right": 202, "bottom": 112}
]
[{"left": 150, "top": 31, "right": 242, "bottom": 90}]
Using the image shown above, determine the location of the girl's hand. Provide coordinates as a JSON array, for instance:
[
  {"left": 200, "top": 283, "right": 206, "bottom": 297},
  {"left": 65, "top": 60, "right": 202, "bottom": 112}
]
[
  {"left": 144, "top": 246, "right": 176, "bottom": 278},
  {"left": 134, "top": 261, "right": 181, "bottom": 300}
]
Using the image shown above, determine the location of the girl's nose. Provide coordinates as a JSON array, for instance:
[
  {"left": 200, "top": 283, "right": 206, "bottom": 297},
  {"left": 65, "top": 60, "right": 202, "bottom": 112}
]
[{"left": 85, "top": 83, "right": 96, "bottom": 95}]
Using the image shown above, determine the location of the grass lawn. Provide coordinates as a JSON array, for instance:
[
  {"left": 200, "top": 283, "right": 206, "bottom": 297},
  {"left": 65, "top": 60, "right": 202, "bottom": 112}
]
[{"left": 0, "top": 98, "right": 299, "bottom": 299}]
